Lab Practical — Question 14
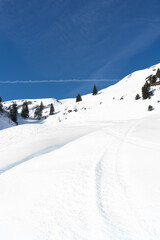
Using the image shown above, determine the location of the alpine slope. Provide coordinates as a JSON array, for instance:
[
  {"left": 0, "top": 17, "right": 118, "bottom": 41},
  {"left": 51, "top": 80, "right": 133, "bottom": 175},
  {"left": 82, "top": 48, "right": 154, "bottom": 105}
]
[{"left": 0, "top": 63, "right": 160, "bottom": 240}]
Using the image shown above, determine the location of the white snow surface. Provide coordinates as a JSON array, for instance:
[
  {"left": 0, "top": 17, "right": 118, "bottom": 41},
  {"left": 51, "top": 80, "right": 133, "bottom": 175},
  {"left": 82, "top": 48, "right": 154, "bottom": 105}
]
[
  {"left": 1, "top": 63, "right": 160, "bottom": 239},
  {"left": 0, "top": 113, "right": 15, "bottom": 130}
]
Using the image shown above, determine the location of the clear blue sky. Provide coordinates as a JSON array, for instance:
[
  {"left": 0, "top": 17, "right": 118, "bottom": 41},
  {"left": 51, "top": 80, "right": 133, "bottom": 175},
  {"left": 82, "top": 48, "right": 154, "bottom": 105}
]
[{"left": 0, "top": 0, "right": 160, "bottom": 101}]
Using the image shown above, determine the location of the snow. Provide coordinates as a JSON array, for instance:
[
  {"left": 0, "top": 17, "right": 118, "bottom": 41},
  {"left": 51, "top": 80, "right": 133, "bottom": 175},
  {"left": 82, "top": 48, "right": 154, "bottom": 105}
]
[
  {"left": 0, "top": 113, "right": 15, "bottom": 130},
  {"left": 1, "top": 63, "right": 160, "bottom": 239}
]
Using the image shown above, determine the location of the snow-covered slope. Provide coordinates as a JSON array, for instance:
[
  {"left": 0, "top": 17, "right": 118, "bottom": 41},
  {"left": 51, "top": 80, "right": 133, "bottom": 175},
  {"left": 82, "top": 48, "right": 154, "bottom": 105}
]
[
  {"left": 2, "top": 63, "right": 160, "bottom": 127},
  {"left": 47, "top": 63, "right": 160, "bottom": 123},
  {"left": 1, "top": 63, "right": 160, "bottom": 240},
  {"left": 3, "top": 98, "right": 61, "bottom": 121},
  {"left": 0, "top": 112, "right": 15, "bottom": 130}
]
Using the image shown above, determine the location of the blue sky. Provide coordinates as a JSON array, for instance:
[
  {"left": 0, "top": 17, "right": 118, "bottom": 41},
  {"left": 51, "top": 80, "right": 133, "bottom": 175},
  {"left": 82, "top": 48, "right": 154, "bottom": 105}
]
[{"left": 0, "top": 0, "right": 160, "bottom": 101}]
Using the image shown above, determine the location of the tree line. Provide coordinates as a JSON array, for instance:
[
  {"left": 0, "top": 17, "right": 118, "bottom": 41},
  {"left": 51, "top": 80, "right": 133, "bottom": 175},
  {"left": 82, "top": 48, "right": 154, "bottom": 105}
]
[
  {"left": 0, "top": 99, "right": 55, "bottom": 125},
  {"left": 135, "top": 68, "right": 160, "bottom": 100},
  {"left": 0, "top": 84, "right": 98, "bottom": 125}
]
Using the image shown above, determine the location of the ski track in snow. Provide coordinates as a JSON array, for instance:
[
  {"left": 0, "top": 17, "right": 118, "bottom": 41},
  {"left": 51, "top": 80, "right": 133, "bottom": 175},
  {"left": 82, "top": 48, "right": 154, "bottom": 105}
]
[
  {"left": 94, "top": 123, "right": 137, "bottom": 239},
  {"left": 89, "top": 118, "right": 159, "bottom": 240},
  {"left": 115, "top": 120, "right": 160, "bottom": 240}
]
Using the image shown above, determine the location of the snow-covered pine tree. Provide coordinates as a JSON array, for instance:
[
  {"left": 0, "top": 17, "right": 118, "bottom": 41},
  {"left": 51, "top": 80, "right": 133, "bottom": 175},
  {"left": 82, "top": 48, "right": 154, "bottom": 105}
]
[{"left": 34, "top": 105, "right": 42, "bottom": 120}]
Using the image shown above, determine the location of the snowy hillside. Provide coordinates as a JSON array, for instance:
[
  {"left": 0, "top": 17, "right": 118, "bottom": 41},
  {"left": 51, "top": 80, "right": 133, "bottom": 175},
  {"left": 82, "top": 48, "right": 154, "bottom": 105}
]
[
  {"left": 0, "top": 112, "right": 15, "bottom": 130},
  {"left": 3, "top": 98, "right": 61, "bottom": 120},
  {"left": 49, "top": 63, "right": 160, "bottom": 123},
  {"left": 1, "top": 63, "right": 160, "bottom": 240},
  {"left": 2, "top": 63, "right": 160, "bottom": 127}
]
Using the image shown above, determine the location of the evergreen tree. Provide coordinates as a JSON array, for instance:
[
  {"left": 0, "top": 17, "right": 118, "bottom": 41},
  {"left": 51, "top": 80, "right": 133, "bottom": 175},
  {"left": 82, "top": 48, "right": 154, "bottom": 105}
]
[
  {"left": 40, "top": 101, "right": 44, "bottom": 111},
  {"left": 10, "top": 103, "right": 18, "bottom": 124},
  {"left": 135, "top": 94, "right": 140, "bottom": 100},
  {"left": 49, "top": 103, "right": 55, "bottom": 115},
  {"left": 76, "top": 94, "right": 82, "bottom": 102},
  {"left": 142, "top": 82, "right": 152, "bottom": 99},
  {"left": 0, "top": 97, "right": 3, "bottom": 112},
  {"left": 150, "top": 75, "right": 156, "bottom": 84},
  {"left": 148, "top": 105, "right": 154, "bottom": 111},
  {"left": 0, "top": 103, "right": 3, "bottom": 112},
  {"left": 92, "top": 84, "right": 98, "bottom": 95},
  {"left": 156, "top": 68, "right": 160, "bottom": 79},
  {"left": 21, "top": 101, "right": 29, "bottom": 119},
  {"left": 34, "top": 106, "right": 42, "bottom": 120}
]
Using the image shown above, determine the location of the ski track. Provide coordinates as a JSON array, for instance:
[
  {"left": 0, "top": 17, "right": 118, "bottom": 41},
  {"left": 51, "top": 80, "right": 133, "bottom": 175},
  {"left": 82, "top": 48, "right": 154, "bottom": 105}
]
[
  {"left": 115, "top": 120, "right": 160, "bottom": 240},
  {"left": 93, "top": 119, "right": 153, "bottom": 239},
  {"left": 95, "top": 129, "right": 134, "bottom": 239}
]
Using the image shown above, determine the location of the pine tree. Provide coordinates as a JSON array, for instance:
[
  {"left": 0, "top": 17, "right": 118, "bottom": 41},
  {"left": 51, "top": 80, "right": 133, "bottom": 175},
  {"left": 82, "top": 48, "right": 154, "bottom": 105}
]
[
  {"left": 148, "top": 105, "right": 154, "bottom": 111},
  {"left": 76, "top": 94, "right": 82, "bottom": 102},
  {"left": 135, "top": 94, "right": 140, "bottom": 100},
  {"left": 10, "top": 103, "right": 18, "bottom": 124},
  {"left": 40, "top": 101, "right": 44, "bottom": 111},
  {"left": 0, "top": 103, "right": 3, "bottom": 112},
  {"left": 150, "top": 75, "right": 156, "bottom": 84},
  {"left": 49, "top": 103, "right": 55, "bottom": 115},
  {"left": 142, "top": 82, "right": 152, "bottom": 99},
  {"left": 156, "top": 68, "right": 160, "bottom": 79},
  {"left": 92, "top": 84, "right": 98, "bottom": 95},
  {"left": 34, "top": 106, "right": 42, "bottom": 120},
  {"left": 0, "top": 97, "right": 3, "bottom": 112},
  {"left": 21, "top": 101, "right": 29, "bottom": 119}
]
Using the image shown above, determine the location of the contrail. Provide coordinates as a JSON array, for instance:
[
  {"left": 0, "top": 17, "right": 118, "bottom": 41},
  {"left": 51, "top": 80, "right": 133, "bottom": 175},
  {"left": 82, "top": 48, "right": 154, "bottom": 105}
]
[{"left": 0, "top": 79, "right": 119, "bottom": 84}]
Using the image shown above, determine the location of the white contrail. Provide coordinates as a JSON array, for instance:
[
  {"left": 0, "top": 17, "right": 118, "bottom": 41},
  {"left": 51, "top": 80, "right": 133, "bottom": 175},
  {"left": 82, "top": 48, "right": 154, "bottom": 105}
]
[{"left": 0, "top": 79, "right": 119, "bottom": 84}]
